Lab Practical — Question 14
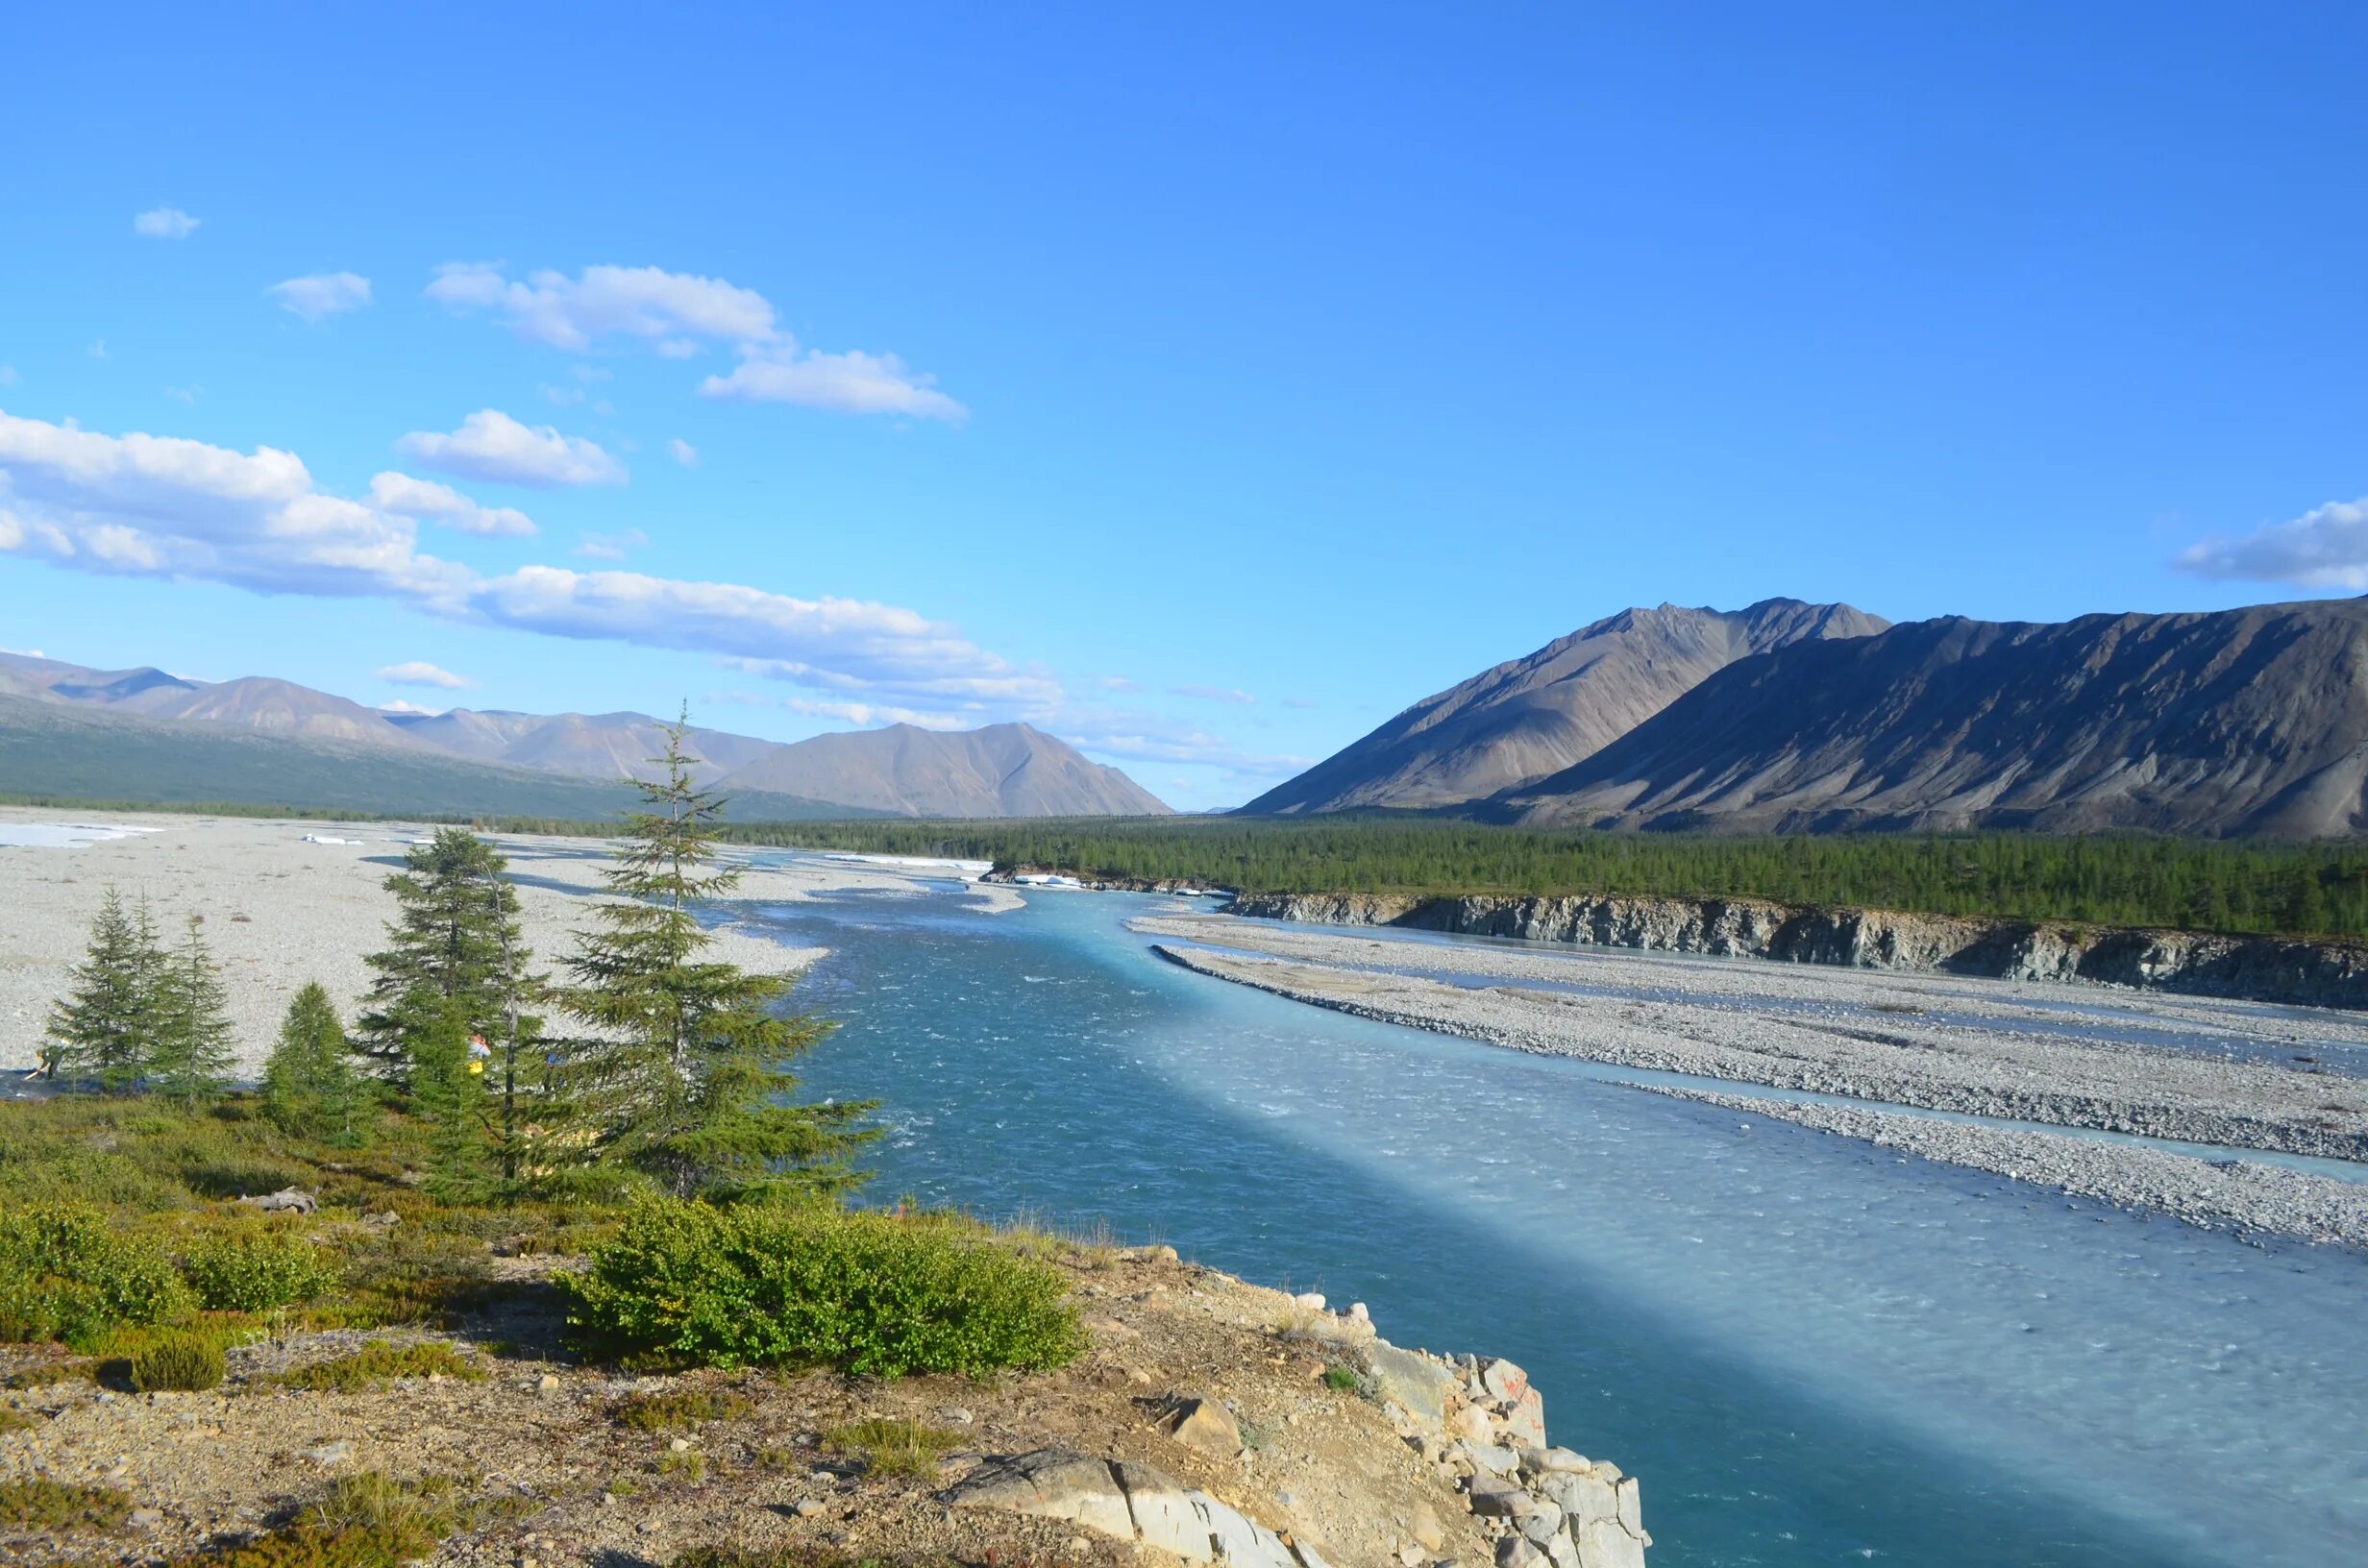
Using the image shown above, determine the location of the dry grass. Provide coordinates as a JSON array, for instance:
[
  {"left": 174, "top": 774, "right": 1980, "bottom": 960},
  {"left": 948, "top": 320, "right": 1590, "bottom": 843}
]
[
  {"left": 824, "top": 1417, "right": 968, "bottom": 1479},
  {"left": 263, "top": 1339, "right": 485, "bottom": 1392},
  {"left": 612, "top": 1385, "right": 755, "bottom": 1432},
  {"left": 0, "top": 1476, "right": 132, "bottom": 1531}
]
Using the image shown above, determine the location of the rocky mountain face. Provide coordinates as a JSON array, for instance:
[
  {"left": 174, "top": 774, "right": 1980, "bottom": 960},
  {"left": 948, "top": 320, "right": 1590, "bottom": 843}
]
[
  {"left": 1243, "top": 599, "right": 1887, "bottom": 815},
  {"left": 716, "top": 722, "right": 1173, "bottom": 818},
  {"left": 1498, "top": 598, "right": 2368, "bottom": 837},
  {"left": 0, "top": 651, "right": 1167, "bottom": 818}
]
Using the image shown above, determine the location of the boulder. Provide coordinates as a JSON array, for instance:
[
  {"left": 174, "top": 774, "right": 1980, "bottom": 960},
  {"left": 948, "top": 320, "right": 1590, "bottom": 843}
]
[
  {"left": 1497, "top": 1386, "right": 1547, "bottom": 1449},
  {"left": 1495, "top": 1537, "right": 1545, "bottom": 1568},
  {"left": 945, "top": 1450, "right": 1133, "bottom": 1540},
  {"left": 1166, "top": 1395, "right": 1244, "bottom": 1458},
  {"left": 1479, "top": 1358, "right": 1530, "bottom": 1405},
  {"left": 1517, "top": 1501, "right": 1566, "bottom": 1545},
  {"left": 1450, "top": 1404, "right": 1496, "bottom": 1444},
  {"left": 1466, "top": 1477, "right": 1537, "bottom": 1520},
  {"left": 1366, "top": 1342, "right": 1457, "bottom": 1428},
  {"left": 1410, "top": 1502, "right": 1444, "bottom": 1551},
  {"left": 1459, "top": 1440, "right": 1519, "bottom": 1478},
  {"left": 1571, "top": 1516, "right": 1646, "bottom": 1568},
  {"left": 1518, "top": 1448, "right": 1591, "bottom": 1478},
  {"left": 1538, "top": 1471, "right": 1619, "bottom": 1527},
  {"left": 239, "top": 1188, "right": 318, "bottom": 1214},
  {"left": 1615, "top": 1477, "right": 1641, "bottom": 1537}
]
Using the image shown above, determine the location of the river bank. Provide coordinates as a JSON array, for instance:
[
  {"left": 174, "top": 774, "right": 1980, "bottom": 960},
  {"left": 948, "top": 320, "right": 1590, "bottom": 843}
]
[
  {"left": 1135, "top": 912, "right": 2368, "bottom": 1247},
  {"left": 1226, "top": 890, "right": 2368, "bottom": 1011}
]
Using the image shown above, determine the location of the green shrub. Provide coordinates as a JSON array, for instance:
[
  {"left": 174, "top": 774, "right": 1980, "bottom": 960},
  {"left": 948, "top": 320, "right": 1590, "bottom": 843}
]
[
  {"left": 0, "top": 1476, "right": 131, "bottom": 1531},
  {"left": 562, "top": 1199, "right": 1085, "bottom": 1377},
  {"left": 182, "top": 1228, "right": 341, "bottom": 1311},
  {"left": 0, "top": 1205, "right": 191, "bottom": 1344},
  {"left": 167, "top": 1473, "right": 468, "bottom": 1568},
  {"left": 613, "top": 1386, "right": 754, "bottom": 1431},
  {"left": 824, "top": 1416, "right": 966, "bottom": 1478},
  {"left": 130, "top": 1331, "right": 226, "bottom": 1391},
  {"left": 264, "top": 1339, "right": 485, "bottom": 1392}
]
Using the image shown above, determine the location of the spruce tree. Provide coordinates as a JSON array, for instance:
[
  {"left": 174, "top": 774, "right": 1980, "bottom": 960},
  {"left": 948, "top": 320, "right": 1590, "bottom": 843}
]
[
  {"left": 355, "top": 828, "right": 540, "bottom": 1090},
  {"left": 262, "top": 982, "right": 364, "bottom": 1141},
  {"left": 48, "top": 887, "right": 164, "bottom": 1090},
  {"left": 148, "top": 915, "right": 235, "bottom": 1112},
  {"left": 409, "top": 992, "right": 493, "bottom": 1201},
  {"left": 562, "top": 713, "right": 873, "bottom": 1200}
]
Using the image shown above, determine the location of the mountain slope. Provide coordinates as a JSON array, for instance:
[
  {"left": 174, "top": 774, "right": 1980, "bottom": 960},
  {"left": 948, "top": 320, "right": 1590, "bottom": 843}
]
[
  {"left": 385, "top": 708, "right": 777, "bottom": 784},
  {"left": 1497, "top": 598, "right": 2368, "bottom": 837},
  {"left": 1243, "top": 599, "right": 1888, "bottom": 815},
  {"left": 717, "top": 723, "right": 1172, "bottom": 817}
]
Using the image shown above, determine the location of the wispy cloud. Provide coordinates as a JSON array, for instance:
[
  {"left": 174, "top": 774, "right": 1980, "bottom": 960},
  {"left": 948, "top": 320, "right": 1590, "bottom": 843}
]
[
  {"left": 0, "top": 366, "right": 18, "bottom": 387},
  {"left": 667, "top": 437, "right": 699, "bottom": 467},
  {"left": 1280, "top": 697, "right": 1317, "bottom": 710},
  {"left": 398, "top": 409, "right": 627, "bottom": 488},
  {"left": 368, "top": 471, "right": 536, "bottom": 537},
  {"left": 134, "top": 207, "right": 199, "bottom": 239},
  {"left": 86, "top": 340, "right": 109, "bottom": 360},
  {"left": 2175, "top": 497, "right": 2368, "bottom": 590},
  {"left": 0, "top": 409, "right": 1041, "bottom": 711},
  {"left": 378, "top": 660, "right": 473, "bottom": 690},
  {"left": 575, "top": 527, "right": 649, "bottom": 561},
  {"left": 1169, "top": 683, "right": 1257, "bottom": 705},
  {"left": 268, "top": 271, "right": 373, "bottom": 322},
  {"left": 429, "top": 260, "right": 963, "bottom": 421}
]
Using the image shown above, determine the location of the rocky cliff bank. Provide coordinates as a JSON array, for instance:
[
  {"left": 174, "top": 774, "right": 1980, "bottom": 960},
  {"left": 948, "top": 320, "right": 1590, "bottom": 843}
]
[
  {"left": 1, "top": 1244, "right": 1645, "bottom": 1568},
  {"left": 1225, "top": 891, "right": 2368, "bottom": 1011}
]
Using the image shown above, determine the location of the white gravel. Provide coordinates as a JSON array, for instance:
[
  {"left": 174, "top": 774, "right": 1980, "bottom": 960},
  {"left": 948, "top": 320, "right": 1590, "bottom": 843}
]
[{"left": 0, "top": 808, "right": 983, "bottom": 1077}]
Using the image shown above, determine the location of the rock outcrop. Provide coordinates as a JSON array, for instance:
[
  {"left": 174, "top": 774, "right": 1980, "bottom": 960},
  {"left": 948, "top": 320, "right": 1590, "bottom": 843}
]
[{"left": 1225, "top": 891, "right": 2368, "bottom": 1011}]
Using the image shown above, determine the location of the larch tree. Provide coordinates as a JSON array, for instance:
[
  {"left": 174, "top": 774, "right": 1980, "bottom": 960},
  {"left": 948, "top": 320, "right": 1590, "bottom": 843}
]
[
  {"left": 561, "top": 712, "right": 874, "bottom": 1201},
  {"left": 47, "top": 887, "right": 165, "bottom": 1090},
  {"left": 261, "top": 982, "right": 365, "bottom": 1141},
  {"left": 147, "top": 914, "right": 235, "bottom": 1112}
]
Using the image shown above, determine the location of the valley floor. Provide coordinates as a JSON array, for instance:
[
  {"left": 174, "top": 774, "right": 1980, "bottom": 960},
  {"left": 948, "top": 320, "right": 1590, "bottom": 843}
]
[
  {"left": 1134, "top": 912, "right": 2368, "bottom": 1248},
  {"left": 0, "top": 809, "right": 1023, "bottom": 1078}
]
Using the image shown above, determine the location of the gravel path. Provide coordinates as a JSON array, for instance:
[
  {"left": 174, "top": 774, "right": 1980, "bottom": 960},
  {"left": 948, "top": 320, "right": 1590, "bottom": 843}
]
[{"left": 0, "top": 809, "right": 990, "bottom": 1077}]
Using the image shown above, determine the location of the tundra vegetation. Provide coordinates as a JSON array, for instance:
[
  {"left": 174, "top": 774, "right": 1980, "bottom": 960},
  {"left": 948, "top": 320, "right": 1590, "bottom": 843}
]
[{"left": 4, "top": 720, "right": 1083, "bottom": 1568}]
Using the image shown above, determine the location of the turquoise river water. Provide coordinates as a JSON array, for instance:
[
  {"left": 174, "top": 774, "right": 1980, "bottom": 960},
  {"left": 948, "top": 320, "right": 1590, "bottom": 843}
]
[{"left": 752, "top": 873, "right": 2367, "bottom": 1568}]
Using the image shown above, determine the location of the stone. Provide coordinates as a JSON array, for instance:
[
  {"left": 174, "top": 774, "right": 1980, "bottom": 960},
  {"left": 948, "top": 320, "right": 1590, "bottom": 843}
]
[
  {"left": 669, "top": 1437, "right": 691, "bottom": 1453},
  {"left": 1588, "top": 1460, "right": 1623, "bottom": 1485},
  {"left": 304, "top": 1440, "right": 353, "bottom": 1465},
  {"left": 1542, "top": 1531, "right": 1581, "bottom": 1568},
  {"left": 1465, "top": 1477, "right": 1535, "bottom": 1520},
  {"left": 1411, "top": 1502, "right": 1444, "bottom": 1552},
  {"left": 795, "top": 1499, "right": 826, "bottom": 1518},
  {"left": 239, "top": 1187, "right": 318, "bottom": 1214},
  {"left": 1366, "top": 1343, "right": 1457, "bottom": 1428},
  {"left": 1479, "top": 1359, "right": 1530, "bottom": 1405},
  {"left": 1497, "top": 1387, "right": 1546, "bottom": 1450},
  {"left": 943, "top": 1407, "right": 974, "bottom": 1425},
  {"left": 1113, "top": 1460, "right": 1207, "bottom": 1560},
  {"left": 1166, "top": 1394, "right": 1243, "bottom": 1458},
  {"left": 1399, "top": 1547, "right": 1426, "bottom": 1567},
  {"left": 1293, "top": 1292, "right": 1327, "bottom": 1311},
  {"left": 1517, "top": 1448, "right": 1590, "bottom": 1478},
  {"left": 1614, "top": 1477, "right": 1641, "bottom": 1537},
  {"left": 1537, "top": 1471, "right": 1618, "bottom": 1527},
  {"left": 363, "top": 1211, "right": 400, "bottom": 1227},
  {"left": 1449, "top": 1405, "right": 1495, "bottom": 1445},
  {"left": 536, "top": 1374, "right": 561, "bottom": 1396},
  {"left": 946, "top": 1450, "right": 1133, "bottom": 1542},
  {"left": 1516, "top": 1502, "right": 1565, "bottom": 1546},
  {"left": 1347, "top": 1302, "right": 1370, "bottom": 1324},
  {"left": 1494, "top": 1536, "right": 1544, "bottom": 1568},
  {"left": 1571, "top": 1516, "right": 1645, "bottom": 1568},
  {"left": 129, "top": 1507, "right": 163, "bottom": 1530},
  {"left": 1458, "top": 1440, "right": 1519, "bottom": 1477}
]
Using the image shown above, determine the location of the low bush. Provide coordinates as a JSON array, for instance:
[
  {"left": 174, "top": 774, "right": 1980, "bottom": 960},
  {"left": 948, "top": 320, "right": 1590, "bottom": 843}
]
[
  {"left": 0, "top": 1205, "right": 191, "bottom": 1344},
  {"left": 130, "top": 1331, "right": 227, "bottom": 1391},
  {"left": 612, "top": 1386, "right": 754, "bottom": 1431},
  {"left": 161, "top": 1473, "right": 470, "bottom": 1568},
  {"left": 264, "top": 1339, "right": 484, "bottom": 1392},
  {"left": 561, "top": 1199, "right": 1085, "bottom": 1377},
  {"left": 825, "top": 1416, "right": 967, "bottom": 1479},
  {"left": 182, "top": 1228, "right": 341, "bottom": 1312},
  {"left": 0, "top": 1476, "right": 132, "bottom": 1531}
]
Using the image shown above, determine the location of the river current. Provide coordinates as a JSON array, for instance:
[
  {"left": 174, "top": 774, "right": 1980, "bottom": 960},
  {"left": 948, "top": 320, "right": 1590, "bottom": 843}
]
[{"left": 752, "top": 871, "right": 2367, "bottom": 1568}]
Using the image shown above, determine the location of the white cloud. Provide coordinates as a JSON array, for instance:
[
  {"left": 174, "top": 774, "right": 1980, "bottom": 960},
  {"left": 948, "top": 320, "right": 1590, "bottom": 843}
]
[
  {"left": 367, "top": 471, "right": 536, "bottom": 537},
  {"left": 0, "top": 409, "right": 1040, "bottom": 710},
  {"left": 1169, "top": 683, "right": 1257, "bottom": 705},
  {"left": 397, "top": 409, "right": 627, "bottom": 488},
  {"left": 378, "top": 660, "right": 473, "bottom": 690},
  {"left": 430, "top": 260, "right": 963, "bottom": 420},
  {"left": 377, "top": 698, "right": 442, "bottom": 716},
  {"left": 426, "top": 262, "right": 777, "bottom": 351},
  {"left": 134, "top": 207, "right": 199, "bottom": 239},
  {"left": 268, "top": 272, "right": 372, "bottom": 322},
  {"left": 701, "top": 347, "right": 966, "bottom": 421},
  {"left": 778, "top": 696, "right": 969, "bottom": 730},
  {"left": 163, "top": 386, "right": 202, "bottom": 404},
  {"left": 538, "top": 382, "right": 585, "bottom": 406},
  {"left": 1281, "top": 697, "right": 1317, "bottom": 710},
  {"left": 87, "top": 339, "right": 109, "bottom": 360},
  {"left": 2175, "top": 498, "right": 2368, "bottom": 590},
  {"left": 667, "top": 438, "right": 699, "bottom": 467},
  {"left": 575, "top": 527, "right": 648, "bottom": 561}
]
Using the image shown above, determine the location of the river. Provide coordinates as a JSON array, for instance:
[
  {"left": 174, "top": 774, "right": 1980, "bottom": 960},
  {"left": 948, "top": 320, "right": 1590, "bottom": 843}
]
[{"left": 752, "top": 870, "right": 2368, "bottom": 1568}]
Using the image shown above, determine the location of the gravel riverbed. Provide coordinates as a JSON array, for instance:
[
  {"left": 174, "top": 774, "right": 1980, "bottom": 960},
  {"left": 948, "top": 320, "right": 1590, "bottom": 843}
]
[{"left": 1135, "top": 913, "right": 2368, "bottom": 1246}]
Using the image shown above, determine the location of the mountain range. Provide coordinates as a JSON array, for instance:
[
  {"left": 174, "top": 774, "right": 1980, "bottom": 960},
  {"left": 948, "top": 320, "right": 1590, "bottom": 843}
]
[
  {"left": 0, "top": 651, "right": 1169, "bottom": 820},
  {"left": 1248, "top": 596, "right": 2368, "bottom": 838}
]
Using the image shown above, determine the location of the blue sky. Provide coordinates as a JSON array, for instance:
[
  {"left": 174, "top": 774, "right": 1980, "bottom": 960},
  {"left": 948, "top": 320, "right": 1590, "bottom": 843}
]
[{"left": 3, "top": 4, "right": 2365, "bottom": 810}]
